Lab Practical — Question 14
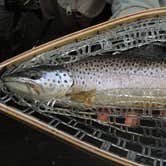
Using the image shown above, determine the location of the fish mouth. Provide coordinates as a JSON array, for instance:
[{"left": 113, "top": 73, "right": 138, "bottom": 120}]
[
  {"left": 2, "top": 76, "right": 43, "bottom": 96},
  {"left": 2, "top": 76, "right": 31, "bottom": 84}
]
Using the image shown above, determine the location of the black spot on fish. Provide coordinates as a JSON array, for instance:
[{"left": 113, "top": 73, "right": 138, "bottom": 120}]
[
  {"left": 64, "top": 80, "right": 68, "bottom": 83},
  {"left": 155, "top": 64, "right": 159, "bottom": 68},
  {"left": 58, "top": 80, "right": 61, "bottom": 84},
  {"left": 66, "top": 69, "right": 70, "bottom": 72},
  {"left": 63, "top": 73, "right": 66, "bottom": 77}
]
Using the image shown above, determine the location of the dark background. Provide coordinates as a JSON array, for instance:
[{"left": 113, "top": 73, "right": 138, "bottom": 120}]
[{"left": 0, "top": 113, "right": 118, "bottom": 166}]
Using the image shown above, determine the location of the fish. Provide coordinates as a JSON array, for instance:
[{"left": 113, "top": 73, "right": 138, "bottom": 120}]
[{"left": 2, "top": 54, "right": 166, "bottom": 110}]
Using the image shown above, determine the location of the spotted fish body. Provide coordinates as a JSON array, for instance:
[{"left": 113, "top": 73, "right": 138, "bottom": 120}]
[{"left": 3, "top": 55, "right": 166, "bottom": 109}]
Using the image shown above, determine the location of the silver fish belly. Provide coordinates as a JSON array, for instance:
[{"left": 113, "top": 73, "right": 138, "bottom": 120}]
[{"left": 2, "top": 55, "right": 166, "bottom": 109}]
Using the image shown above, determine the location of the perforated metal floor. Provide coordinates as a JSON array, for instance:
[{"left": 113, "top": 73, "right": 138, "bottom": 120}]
[{"left": 1, "top": 89, "right": 166, "bottom": 166}]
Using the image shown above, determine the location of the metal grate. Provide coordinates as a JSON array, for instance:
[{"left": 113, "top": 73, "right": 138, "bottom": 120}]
[
  {"left": 3, "top": 15, "right": 166, "bottom": 74},
  {"left": 1, "top": 90, "right": 166, "bottom": 166}
]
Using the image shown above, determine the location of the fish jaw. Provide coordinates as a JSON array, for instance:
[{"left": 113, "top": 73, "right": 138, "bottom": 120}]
[{"left": 2, "top": 76, "right": 44, "bottom": 99}]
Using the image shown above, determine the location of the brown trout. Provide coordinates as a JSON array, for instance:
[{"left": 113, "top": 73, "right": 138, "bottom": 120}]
[{"left": 3, "top": 55, "right": 166, "bottom": 109}]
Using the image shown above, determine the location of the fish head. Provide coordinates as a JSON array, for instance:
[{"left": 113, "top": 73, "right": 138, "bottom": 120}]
[{"left": 2, "top": 67, "right": 73, "bottom": 100}]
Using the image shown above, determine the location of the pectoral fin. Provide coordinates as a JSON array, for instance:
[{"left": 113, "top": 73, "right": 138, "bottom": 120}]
[
  {"left": 70, "top": 89, "right": 96, "bottom": 106},
  {"left": 26, "top": 80, "right": 44, "bottom": 95}
]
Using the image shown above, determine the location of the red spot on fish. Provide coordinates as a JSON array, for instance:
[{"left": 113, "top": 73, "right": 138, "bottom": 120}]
[
  {"left": 125, "top": 111, "right": 138, "bottom": 128},
  {"left": 163, "top": 110, "right": 166, "bottom": 117},
  {"left": 97, "top": 108, "right": 110, "bottom": 122}
]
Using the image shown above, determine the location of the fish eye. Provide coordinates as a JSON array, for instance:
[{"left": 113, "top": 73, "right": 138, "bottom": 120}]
[
  {"left": 30, "top": 75, "right": 40, "bottom": 79},
  {"left": 28, "top": 72, "right": 42, "bottom": 80}
]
